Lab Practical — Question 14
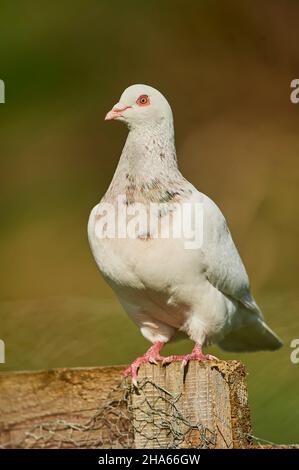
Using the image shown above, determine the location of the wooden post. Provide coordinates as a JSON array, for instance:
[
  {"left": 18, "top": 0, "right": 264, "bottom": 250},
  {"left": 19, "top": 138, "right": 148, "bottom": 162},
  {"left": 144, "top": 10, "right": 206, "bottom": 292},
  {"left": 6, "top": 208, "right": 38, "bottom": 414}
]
[
  {"left": 0, "top": 366, "right": 133, "bottom": 449},
  {"left": 0, "top": 361, "right": 252, "bottom": 448},
  {"left": 131, "top": 360, "right": 251, "bottom": 449}
]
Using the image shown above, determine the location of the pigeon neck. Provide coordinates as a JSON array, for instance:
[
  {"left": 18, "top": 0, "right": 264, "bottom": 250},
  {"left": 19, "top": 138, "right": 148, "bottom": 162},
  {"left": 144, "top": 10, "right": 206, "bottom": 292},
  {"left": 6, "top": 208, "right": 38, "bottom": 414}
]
[
  {"left": 119, "top": 120, "right": 179, "bottom": 181},
  {"left": 104, "top": 120, "right": 188, "bottom": 203}
]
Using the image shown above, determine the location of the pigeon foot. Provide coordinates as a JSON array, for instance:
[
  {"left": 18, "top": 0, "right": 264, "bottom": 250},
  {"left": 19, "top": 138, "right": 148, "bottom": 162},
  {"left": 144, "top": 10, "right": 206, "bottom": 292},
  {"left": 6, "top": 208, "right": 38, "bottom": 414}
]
[
  {"left": 162, "top": 343, "right": 219, "bottom": 368},
  {"left": 123, "top": 341, "right": 165, "bottom": 387}
]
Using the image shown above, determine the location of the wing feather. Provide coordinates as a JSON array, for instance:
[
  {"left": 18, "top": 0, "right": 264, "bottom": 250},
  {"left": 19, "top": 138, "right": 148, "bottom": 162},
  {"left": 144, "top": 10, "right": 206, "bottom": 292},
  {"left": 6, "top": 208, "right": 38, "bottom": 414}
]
[{"left": 201, "top": 194, "right": 260, "bottom": 314}]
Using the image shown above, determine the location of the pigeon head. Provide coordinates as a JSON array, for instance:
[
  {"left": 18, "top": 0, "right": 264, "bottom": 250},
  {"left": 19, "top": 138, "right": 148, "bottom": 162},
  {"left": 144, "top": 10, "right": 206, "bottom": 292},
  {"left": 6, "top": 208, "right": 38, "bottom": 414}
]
[{"left": 105, "top": 84, "right": 173, "bottom": 128}]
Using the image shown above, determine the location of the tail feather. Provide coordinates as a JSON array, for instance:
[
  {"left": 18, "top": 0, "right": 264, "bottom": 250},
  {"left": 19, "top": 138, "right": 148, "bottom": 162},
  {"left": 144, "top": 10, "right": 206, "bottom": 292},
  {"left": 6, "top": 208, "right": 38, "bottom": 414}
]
[{"left": 218, "top": 318, "right": 283, "bottom": 352}]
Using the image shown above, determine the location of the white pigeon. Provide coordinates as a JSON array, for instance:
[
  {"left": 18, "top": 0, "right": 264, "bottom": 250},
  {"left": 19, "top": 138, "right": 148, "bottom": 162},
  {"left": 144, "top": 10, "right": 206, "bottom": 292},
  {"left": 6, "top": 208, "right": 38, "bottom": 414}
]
[{"left": 88, "top": 84, "right": 282, "bottom": 385}]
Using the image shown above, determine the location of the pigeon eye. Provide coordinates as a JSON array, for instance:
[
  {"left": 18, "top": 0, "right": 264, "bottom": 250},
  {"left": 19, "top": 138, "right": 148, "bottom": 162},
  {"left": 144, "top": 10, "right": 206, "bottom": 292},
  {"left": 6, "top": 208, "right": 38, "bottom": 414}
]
[{"left": 136, "top": 95, "right": 150, "bottom": 106}]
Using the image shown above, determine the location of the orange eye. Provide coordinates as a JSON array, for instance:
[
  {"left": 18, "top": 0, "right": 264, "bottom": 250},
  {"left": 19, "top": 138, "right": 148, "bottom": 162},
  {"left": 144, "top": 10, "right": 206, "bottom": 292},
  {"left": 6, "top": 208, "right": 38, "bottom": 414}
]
[{"left": 136, "top": 94, "right": 150, "bottom": 106}]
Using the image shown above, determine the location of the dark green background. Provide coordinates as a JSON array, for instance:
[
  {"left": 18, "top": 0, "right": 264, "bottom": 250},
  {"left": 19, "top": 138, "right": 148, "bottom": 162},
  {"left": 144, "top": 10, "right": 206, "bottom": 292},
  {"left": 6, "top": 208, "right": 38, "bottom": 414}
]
[{"left": 1, "top": 0, "right": 298, "bottom": 444}]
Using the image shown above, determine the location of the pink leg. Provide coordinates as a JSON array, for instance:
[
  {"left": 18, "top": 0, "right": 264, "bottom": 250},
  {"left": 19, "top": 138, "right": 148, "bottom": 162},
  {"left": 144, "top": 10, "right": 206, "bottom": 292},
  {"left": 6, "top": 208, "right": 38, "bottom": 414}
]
[
  {"left": 162, "top": 342, "right": 218, "bottom": 367},
  {"left": 123, "top": 341, "right": 165, "bottom": 386}
]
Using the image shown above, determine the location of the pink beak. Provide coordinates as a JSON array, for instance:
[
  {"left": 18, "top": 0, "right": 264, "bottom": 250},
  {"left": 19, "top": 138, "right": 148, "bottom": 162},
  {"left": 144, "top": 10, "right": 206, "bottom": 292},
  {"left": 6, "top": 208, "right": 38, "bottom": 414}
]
[{"left": 105, "top": 103, "right": 131, "bottom": 121}]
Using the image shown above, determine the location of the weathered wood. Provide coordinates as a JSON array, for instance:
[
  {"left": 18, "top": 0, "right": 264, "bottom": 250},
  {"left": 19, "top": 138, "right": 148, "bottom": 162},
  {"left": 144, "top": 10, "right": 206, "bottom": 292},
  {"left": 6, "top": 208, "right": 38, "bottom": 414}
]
[
  {"left": 0, "top": 361, "right": 252, "bottom": 448},
  {"left": 0, "top": 366, "right": 133, "bottom": 449},
  {"left": 131, "top": 360, "right": 251, "bottom": 449}
]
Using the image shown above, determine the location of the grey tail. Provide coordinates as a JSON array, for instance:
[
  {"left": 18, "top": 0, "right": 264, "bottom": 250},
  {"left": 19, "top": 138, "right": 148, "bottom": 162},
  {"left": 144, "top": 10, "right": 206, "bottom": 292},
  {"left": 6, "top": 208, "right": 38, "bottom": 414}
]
[{"left": 218, "top": 318, "right": 283, "bottom": 352}]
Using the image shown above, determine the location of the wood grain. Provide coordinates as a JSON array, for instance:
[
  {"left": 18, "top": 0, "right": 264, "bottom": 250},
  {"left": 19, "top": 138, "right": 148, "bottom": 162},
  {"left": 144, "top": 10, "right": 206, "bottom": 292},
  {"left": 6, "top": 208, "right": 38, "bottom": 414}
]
[
  {"left": 0, "top": 361, "right": 252, "bottom": 448},
  {"left": 131, "top": 360, "right": 252, "bottom": 448},
  {"left": 0, "top": 365, "right": 133, "bottom": 448}
]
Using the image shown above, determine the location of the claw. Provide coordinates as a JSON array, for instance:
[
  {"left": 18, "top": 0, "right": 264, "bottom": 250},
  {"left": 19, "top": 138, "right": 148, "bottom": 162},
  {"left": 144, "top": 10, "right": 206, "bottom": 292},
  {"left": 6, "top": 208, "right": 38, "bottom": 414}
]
[
  {"left": 206, "top": 354, "right": 219, "bottom": 361},
  {"left": 123, "top": 341, "right": 165, "bottom": 386},
  {"left": 132, "top": 376, "right": 138, "bottom": 388},
  {"left": 162, "top": 357, "right": 171, "bottom": 366},
  {"left": 149, "top": 357, "right": 158, "bottom": 365}
]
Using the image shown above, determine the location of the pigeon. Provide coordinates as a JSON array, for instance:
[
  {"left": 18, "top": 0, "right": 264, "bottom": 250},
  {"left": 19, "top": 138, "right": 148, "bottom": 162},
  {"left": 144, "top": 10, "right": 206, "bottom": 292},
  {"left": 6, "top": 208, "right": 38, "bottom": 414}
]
[{"left": 88, "top": 84, "right": 282, "bottom": 385}]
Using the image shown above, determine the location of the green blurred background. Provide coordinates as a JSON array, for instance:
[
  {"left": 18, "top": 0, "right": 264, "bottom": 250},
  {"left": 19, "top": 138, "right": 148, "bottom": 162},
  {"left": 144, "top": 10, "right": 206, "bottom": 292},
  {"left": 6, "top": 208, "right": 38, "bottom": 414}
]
[{"left": 1, "top": 0, "right": 298, "bottom": 444}]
